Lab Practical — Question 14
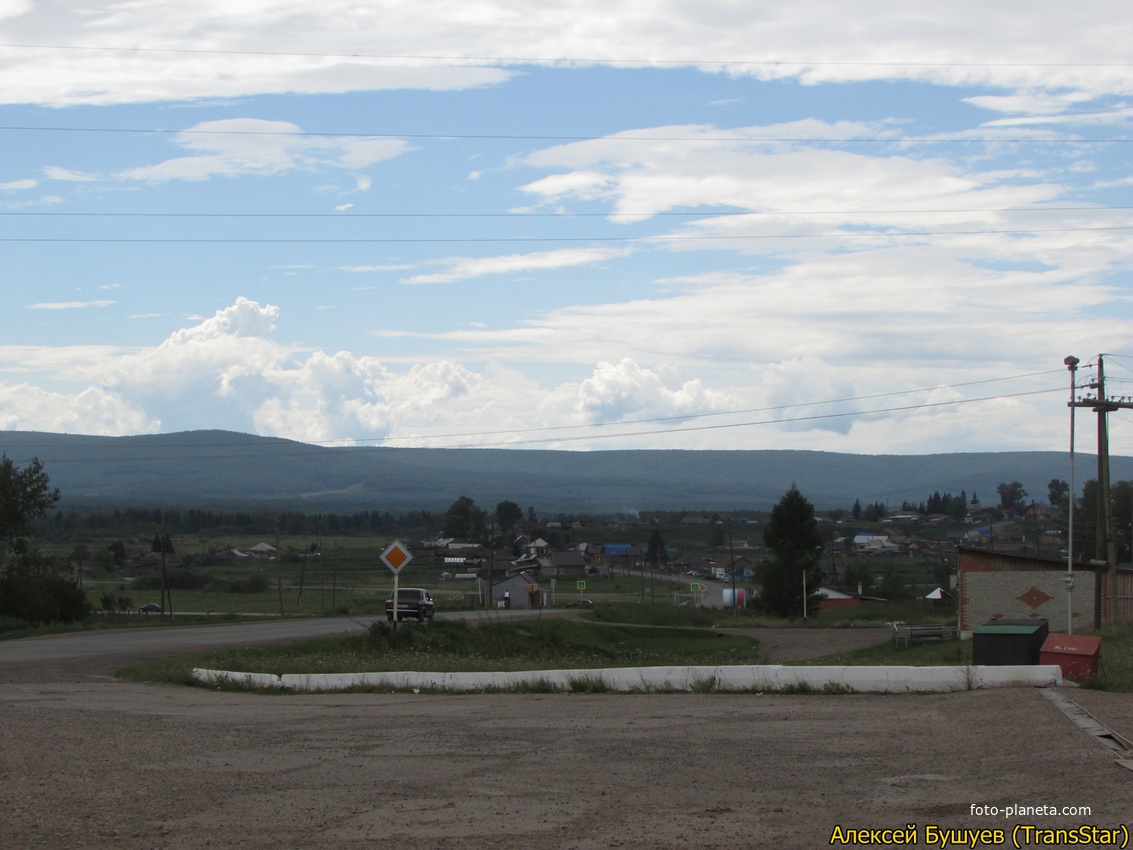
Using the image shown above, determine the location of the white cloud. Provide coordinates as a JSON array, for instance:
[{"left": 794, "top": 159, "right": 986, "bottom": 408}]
[
  {"left": 403, "top": 246, "right": 632, "bottom": 284},
  {"left": 0, "top": 295, "right": 1116, "bottom": 452},
  {"left": 3, "top": 3, "right": 1132, "bottom": 107},
  {"left": 339, "top": 264, "right": 415, "bottom": 272},
  {"left": 118, "top": 119, "right": 410, "bottom": 183},
  {"left": 0, "top": 382, "right": 157, "bottom": 435},
  {"left": 520, "top": 120, "right": 1061, "bottom": 230},
  {"left": 759, "top": 358, "right": 859, "bottom": 435},
  {"left": 1, "top": 178, "right": 36, "bottom": 190},
  {"left": 571, "top": 358, "right": 730, "bottom": 424},
  {"left": 27, "top": 300, "right": 116, "bottom": 310},
  {"left": 43, "top": 166, "right": 99, "bottom": 182}
]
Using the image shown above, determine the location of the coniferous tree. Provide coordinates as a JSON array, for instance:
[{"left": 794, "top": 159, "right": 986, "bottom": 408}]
[{"left": 760, "top": 485, "right": 824, "bottom": 619}]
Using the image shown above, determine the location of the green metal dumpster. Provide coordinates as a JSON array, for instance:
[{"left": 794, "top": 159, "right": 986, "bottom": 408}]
[{"left": 972, "top": 619, "right": 1049, "bottom": 665}]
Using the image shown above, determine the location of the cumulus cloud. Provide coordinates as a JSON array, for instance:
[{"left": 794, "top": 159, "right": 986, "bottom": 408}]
[
  {"left": 0, "top": 382, "right": 157, "bottom": 435},
  {"left": 0, "top": 298, "right": 743, "bottom": 447},
  {"left": 572, "top": 358, "right": 728, "bottom": 424}
]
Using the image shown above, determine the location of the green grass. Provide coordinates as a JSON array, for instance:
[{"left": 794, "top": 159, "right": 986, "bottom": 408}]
[
  {"left": 808, "top": 635, "right": 973, "bottom": 667},
  {"left": 117, "top": 617, "right": 765, "bottom": 687},
  {"left": 588, "top": 602, "right": 756, "bottom": 627},
  {"left": 811, "top": 600, "right": 957, "bottom": 628},
  {"left": 1079, "top": 621, "right": 1133, "bottom": 692},
  {"left": 806, "top": 621, "right": 1133, "bottom": 692}
]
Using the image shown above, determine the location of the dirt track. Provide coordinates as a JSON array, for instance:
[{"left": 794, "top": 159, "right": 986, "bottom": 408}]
[{"left": 2, "top": 627, "right": 1131, "bottom": 849}]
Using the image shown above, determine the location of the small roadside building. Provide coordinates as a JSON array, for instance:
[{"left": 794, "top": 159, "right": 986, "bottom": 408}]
[
  {"left": 817, "top": 587, "right": 859, "bottom": 611},
  {"left": 492, "top": 570, "right": 542, "bottom": 610}
]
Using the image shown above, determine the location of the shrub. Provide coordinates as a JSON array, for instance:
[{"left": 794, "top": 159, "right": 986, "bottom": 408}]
[
  {"left": 134, "top": 571, "right": 207, "bottom": 591},
  {"left": 0, "top": 573, "right": 90, "bottom": 626}
]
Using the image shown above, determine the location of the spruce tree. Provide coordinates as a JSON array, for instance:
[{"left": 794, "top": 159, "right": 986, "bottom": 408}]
[{"left": 760, "top": 484, "right": 824, "bottom": 619}]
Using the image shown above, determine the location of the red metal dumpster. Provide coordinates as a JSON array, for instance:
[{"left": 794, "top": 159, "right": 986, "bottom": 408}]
[{"left": 1039, "top": 633, "right": 1102, "bottom": 679}]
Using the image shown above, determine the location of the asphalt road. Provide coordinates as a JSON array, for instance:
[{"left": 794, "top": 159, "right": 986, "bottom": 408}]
[{"left": 0, "top": 609, "right": 559, "bottom": 681}]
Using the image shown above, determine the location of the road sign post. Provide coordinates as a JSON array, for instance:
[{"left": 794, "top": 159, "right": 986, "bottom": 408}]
[{"left": 380, "top": 541, "right": 413, "bottom": 629}]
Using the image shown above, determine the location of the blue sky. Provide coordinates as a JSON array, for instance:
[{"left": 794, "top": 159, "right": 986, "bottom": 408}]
[{"left": 2, "top": 1, "right": 1133, "bottom": 455}]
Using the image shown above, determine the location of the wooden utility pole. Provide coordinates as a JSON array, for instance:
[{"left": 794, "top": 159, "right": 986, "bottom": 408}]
[
  {"left": 275, "top": 516, "right": 284, "bottom": 618},
  {"left": 1071, "top": 354, "right": 1130, "bottom": 624}
]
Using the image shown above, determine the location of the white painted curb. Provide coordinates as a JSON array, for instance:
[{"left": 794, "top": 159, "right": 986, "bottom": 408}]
[{"left": 192, "top": 664, "right": 1062, "bottom": 693}]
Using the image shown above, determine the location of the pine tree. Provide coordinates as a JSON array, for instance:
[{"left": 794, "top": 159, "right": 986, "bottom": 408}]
[{"left": 760, "top": 485, "right": 824, "bottom": 619}]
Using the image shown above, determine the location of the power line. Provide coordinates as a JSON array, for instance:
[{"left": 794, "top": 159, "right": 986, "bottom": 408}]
[
  {"left": 6, "top": 225, "right": 1133, "bottom": 244},
  {"left": 444, "top": 387, "right": 1065, "bottom": 448},
  {"left": 6, "top": 380, "right": 1066, "bottom": 458},
  {"left": 360, "top": 369, "right": 1065, "bottom": 444},
  {"left": 6, "top": 205, "right": 1133, "bottom": 220},
  {"left": 2, "top": 124, "right": 1130, "bottom": 144}
]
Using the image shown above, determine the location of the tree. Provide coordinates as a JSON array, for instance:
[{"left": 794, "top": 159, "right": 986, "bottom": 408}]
[
  {"left": 851, "top": 499, "right": 862, "bottom": 520},
  {"left": 646, "top": 529, "right": 666, "bottom": 566},
  {"left": 0, "top": 455, "right": 60, "bottom": 558},
  {"left": 760, "top": 485, "right": 824, "bottom": 619},
  {"left": 495, "top": 500, "right": 523, "bottom": 538},
  {"left": 1048, "top": 479, "right": 1069, "bottom": 506},
  {"left": 997, "top": 481, "right": 1027, "bottom": 515},
  {"left": 442, "top": 496, "right": 485, "bottom": 541},
  {"left": 0, "top": 457, "right": 87, "bottom": 625}
]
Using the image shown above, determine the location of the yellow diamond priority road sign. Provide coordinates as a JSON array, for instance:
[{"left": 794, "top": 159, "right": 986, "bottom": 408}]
[{"left": 380, "top": 540, "right": 413, "bottom": 575}]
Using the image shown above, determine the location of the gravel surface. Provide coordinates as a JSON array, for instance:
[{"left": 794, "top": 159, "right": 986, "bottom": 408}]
[{"left": 2, "top": 626, "right": 1131, "bottom": 849}]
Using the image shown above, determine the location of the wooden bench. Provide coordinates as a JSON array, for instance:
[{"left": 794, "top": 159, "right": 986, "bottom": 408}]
[{"left": 893, "top": 624, "right": 959, "bottom": 648}]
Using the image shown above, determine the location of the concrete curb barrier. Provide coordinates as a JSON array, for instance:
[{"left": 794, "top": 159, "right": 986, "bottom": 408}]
[{"left": 192, "top": 664, "right": 1062, "bottom": 693}]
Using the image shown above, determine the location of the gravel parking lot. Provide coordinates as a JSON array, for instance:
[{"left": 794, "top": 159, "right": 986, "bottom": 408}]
[{"left": 1, "top": 627, "right": 1130, "bottom": 850}]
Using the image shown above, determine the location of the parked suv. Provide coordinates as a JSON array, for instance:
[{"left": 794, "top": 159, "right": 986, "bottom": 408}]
[{"left": 385, "top": 588, "right": 436, "bottom": 621}]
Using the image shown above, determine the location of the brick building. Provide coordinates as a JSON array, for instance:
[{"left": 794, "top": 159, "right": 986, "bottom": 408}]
[{"left": 956, "top": 546, "right": 1133, "bottom": 633}]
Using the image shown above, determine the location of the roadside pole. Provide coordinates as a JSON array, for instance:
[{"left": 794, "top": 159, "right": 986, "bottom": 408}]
[{"left": 380, "top": 541, "right": 413, "bottom": 632}]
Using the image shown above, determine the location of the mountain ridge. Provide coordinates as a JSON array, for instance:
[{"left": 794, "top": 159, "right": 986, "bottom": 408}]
[{"left": 1, "top": 429, "right": 1124, "bottom": 514}]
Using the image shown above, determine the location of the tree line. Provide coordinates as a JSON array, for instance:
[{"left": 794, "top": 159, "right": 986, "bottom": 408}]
[{"left": 44, "top": 506, "right": 435, "bottom": 538}]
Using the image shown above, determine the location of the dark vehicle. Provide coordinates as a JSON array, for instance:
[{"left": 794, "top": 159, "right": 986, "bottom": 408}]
[
  {"left": 139, "top": 603, "right": 162, "bottom": 614},
  {"left": 565, "top": 598, "right": 594, "bottom": 609},
  {"left": 385, "top": 588, "right": 436, "bottom": 621}
]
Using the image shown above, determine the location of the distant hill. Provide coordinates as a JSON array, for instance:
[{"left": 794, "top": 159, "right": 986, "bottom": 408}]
[{"left": 1, "top": 429, "right": 1126, "bottom": 514}]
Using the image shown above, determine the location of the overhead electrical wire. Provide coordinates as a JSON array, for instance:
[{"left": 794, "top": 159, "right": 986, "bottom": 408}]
[
  {"left": 8, "top": 375, "right": 1069, "bottom": 460},
  {"left": 354, "top": 369, "right": 1066, "bottom": 445},
  {"left": 455, "top": 386, "right": 1064, "bottom": 449},
  {"left": 6, "top": 205, "right": 1133, "bottom": 219},
  {"left": 5, "top": 225, "right": 1133, "bottom": 244},
  {"left": 2, "top": 124, "right": 1129, "bottom": 145}
]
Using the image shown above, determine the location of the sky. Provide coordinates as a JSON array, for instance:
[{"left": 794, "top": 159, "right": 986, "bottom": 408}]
[{"left": 2, "top": 1, "right": 1133, "bottom": 456}]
